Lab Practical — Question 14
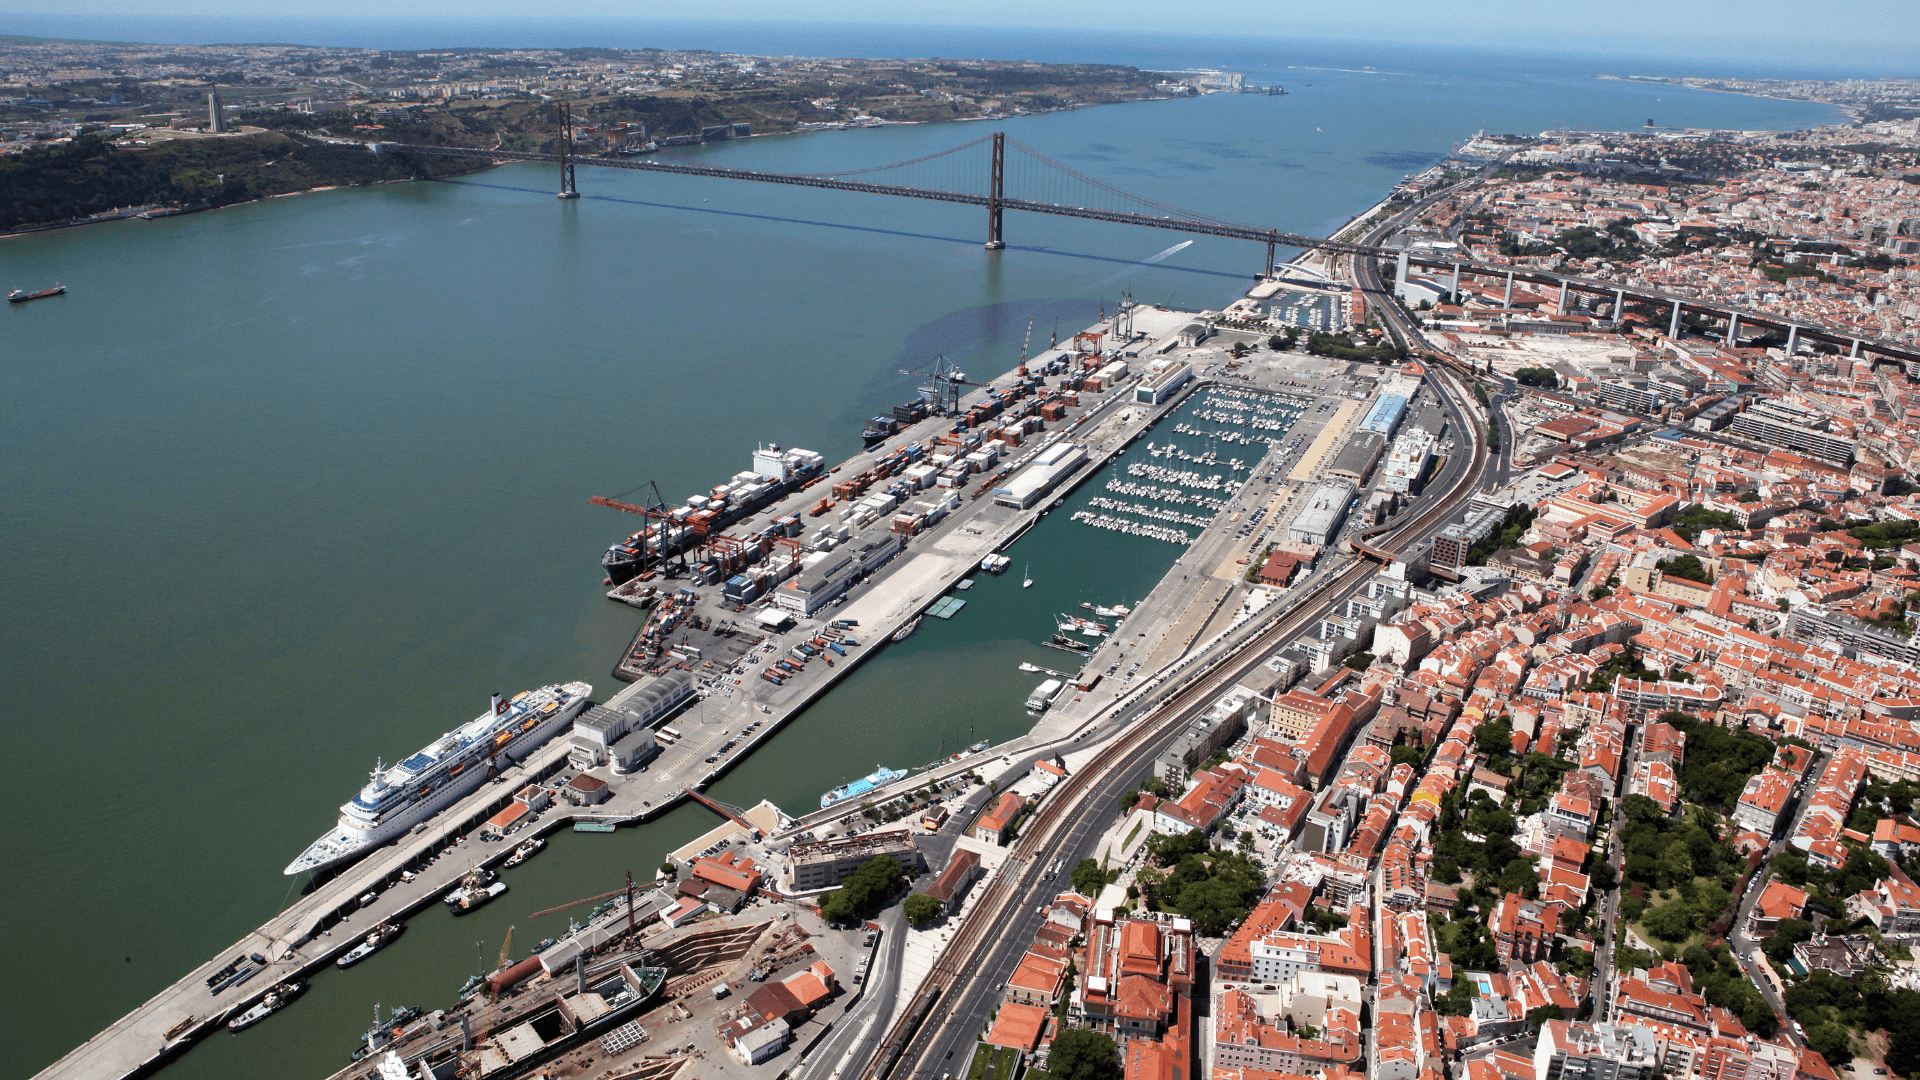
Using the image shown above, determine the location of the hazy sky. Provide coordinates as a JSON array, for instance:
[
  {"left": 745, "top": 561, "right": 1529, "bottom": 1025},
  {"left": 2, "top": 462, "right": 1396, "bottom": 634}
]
[{"left": 6, "top": 0, "right": 1916, "bottom": 66}]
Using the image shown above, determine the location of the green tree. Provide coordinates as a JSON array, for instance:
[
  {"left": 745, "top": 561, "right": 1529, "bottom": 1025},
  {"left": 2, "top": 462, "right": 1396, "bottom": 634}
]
[
  {"left": 820, "top": 855, "right": 908, "bottom": 925},
  {"left": 903, "top": 893, "right": 943, "bottom": 927},
  {"left": 1762, "top": 918, "right": 1814, "bottom": 962},
  {"left": 1047, "top": 1028, "right": 1123, "bottom": 1080},
  {"left": 1643, "top": 897, "right": 1692, "bottom": 941},
  {"left": 1072, "top": 858, "right": 1112, "bottom": 898}
]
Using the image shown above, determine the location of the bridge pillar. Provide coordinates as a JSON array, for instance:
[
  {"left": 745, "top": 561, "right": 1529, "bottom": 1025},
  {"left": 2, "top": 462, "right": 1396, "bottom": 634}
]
[
  {"left": 1449, "top": 263, "right": 1460, "bottom": 303},
  {"left": 1727, "top": 312, "right": 1740, "bottom": 344},
  {"left": 1668, "top": 300, "right": 1682, "bottom": 339},
  {"left": 556, "top": 101, "right": 580, "bottom": 200},
  {"left": 1786, "top": 325, "right": 1799, "bottom": 355},
  {"left": 1851, "top": 338, "right": 1863, "bottom": 359},
  {"left": 1614, "top": 288, "right": 1625, "bottom": 321},
  {"left": 1556, "top": 281, "right": 1568, "bottom": 316},
  {"left": 984, "top": 132, "right": 1006, "bottom": 250},
  {"left": 1395, "top": 250, "right": 1410, "bottom": 292},
  {"left": 1266, "top": 236, "right": 1277, "bottom": 279},
  {"left": 1503, "top": 270, "right": 1513, "bottom": 308}
]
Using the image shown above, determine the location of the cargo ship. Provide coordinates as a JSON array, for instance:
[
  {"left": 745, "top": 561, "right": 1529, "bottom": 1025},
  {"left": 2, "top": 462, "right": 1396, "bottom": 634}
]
[
  {"left": 863, "top": 398, "right": 931, "bottom": 447},
  {"left": 283, "top": 682, "right": 592, "bottom": 876},
  {"left": 600, "top": 444, "right": 825, "bottom": 586},
  {"left": 821, "top": 766, "right": 906, "bottom": 808},
  {"left": 8, "top": 285, "right": 65, "bottom": 303}
]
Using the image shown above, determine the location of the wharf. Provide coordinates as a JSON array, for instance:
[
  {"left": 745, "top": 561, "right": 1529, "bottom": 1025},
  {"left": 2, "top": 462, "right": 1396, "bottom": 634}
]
[{"left": 28, "top": 309, "right": 1197, "bottom": 1080}]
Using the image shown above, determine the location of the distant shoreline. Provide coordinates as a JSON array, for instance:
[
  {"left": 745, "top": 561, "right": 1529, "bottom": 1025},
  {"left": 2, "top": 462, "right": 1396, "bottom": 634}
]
[{"left": 1593, "top": 74, "right": 1860, "bottom": 123}]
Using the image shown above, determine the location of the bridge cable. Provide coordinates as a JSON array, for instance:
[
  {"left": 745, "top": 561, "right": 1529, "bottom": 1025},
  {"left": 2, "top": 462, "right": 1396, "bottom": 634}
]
[{"left": 1005, "top": 137, "right": 1252, "bottom": 228}]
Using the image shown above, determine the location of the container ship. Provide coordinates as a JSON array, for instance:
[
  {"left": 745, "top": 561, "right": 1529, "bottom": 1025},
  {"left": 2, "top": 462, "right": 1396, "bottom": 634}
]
[
  {"left": 284, "top": 682, "right": 592, "bottom": 876},
  {"left": 600, "top": 444, "right": 825, "bottom": 587},
  {"left": 821, "top": 766, "right": 906, "bottom": 808}
]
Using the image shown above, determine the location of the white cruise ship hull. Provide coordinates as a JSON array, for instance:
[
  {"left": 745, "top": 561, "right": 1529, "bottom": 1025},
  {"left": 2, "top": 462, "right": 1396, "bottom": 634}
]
[{"left": 284, "top": 685, "right": 589, "bottom": 876}]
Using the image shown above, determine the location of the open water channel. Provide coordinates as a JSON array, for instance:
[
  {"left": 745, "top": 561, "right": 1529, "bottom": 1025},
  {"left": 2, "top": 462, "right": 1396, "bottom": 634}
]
[{"left": 0, "top": 31, "right": 1839, "bottom": 1079}]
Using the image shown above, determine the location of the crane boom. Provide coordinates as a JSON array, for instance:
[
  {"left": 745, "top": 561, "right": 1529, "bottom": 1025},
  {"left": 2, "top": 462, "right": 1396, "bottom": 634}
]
[
  {"left": 589, "top": 496, "right": 656, "bottom": 516},
  {"left": 529, "top": 887, "right": 629, "bottom": 919}
]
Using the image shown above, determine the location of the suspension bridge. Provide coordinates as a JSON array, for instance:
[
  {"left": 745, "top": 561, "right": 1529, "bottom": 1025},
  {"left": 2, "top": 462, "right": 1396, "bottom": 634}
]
[{"left": 375, "top": 127, "right": 1920, "bottom": 367}]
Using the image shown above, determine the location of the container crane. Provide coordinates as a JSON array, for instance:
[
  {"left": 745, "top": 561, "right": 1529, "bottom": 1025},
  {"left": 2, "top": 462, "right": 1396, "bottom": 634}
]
[{"left": 899, "top": 354, "right": 979, "bottom": 415}]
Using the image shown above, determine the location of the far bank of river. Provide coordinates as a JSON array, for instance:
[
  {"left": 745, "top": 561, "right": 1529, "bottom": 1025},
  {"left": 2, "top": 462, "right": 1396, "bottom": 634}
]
[{"left": 0, "top": 45, "right": 1839, "bottom": 1080}]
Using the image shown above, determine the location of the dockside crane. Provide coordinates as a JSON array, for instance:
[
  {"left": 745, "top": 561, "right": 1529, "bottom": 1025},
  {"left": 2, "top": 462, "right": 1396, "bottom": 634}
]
[
  {"left": 588, "top": 479, "right": 687, "bottom": 574},
  {"left": 898, "top": 354, "right": 980, "bottom": 415}
]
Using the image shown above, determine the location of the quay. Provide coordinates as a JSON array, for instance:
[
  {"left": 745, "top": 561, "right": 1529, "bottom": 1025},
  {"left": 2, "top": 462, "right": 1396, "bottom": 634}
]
[
  {"left": 36, "top": 284, "right": 1458, "bottom": 1080},
  {"left": 30, "top": 303, "right": 1230, "bottom": 1080}
]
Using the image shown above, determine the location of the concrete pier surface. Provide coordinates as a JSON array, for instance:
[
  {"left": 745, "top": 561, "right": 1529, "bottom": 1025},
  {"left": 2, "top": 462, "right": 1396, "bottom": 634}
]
[{"left": 34, "top": 297, "right": 1427, "bottom": 1080}]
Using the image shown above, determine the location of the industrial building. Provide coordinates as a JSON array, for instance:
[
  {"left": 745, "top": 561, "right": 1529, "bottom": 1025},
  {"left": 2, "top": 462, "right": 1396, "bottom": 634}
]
[
  {"left": 1135, "top": 360, "right": 1195, "bottom": 405},
  {"left": 993, "top": 441, "right": 1089, "bottom": 510},
  {"left": 566, "top": 669, "right": 696, "bottom": 770},
  {"left": 1324, "top": 433, "right": 1386, "bottom": 487},
  {"left": 1287, "top": 479, "right": 1357, "bottom": 546},
  {"left": 772, "top": 526, "right": 904, "bottom": 616},
  {"left": 1378, "top": 427, "right": 1436, "bottom": 494},
  {"left": 1358, "top": 391, "right": 1410, "bottom": 439},
  {"left": 1727, "top": 400, "right": 1856, "bottom": 464}
]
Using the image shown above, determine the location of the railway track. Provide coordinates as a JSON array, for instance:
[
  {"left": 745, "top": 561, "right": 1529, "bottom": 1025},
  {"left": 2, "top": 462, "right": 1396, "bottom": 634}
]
[{"left": 867, "top": 367, "right": 1493, "bottom": 1080}]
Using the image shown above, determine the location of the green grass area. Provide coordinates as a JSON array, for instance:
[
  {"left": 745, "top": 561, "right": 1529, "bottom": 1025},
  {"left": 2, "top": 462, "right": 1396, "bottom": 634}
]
[
  {"left": 1124, "top": 818, "right": 1144, "bottom": 849},
  {"left": 968, "top": 1045, "right": 1022, "bottom": 1080}
]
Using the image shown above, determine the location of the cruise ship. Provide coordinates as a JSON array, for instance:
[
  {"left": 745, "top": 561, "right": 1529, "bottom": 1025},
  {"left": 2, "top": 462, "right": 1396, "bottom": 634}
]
[
  {"left": 600, "top": 444, "right": 825, "bottom": 586},
  {"left": 284, "top": 682, "right": 592, "bottom": 876}
]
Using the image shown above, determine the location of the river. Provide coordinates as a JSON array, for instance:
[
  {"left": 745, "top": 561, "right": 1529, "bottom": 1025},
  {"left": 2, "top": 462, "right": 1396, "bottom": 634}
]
[{"left": 0, "top": 30, "right": 1838, "bottom": 1080}]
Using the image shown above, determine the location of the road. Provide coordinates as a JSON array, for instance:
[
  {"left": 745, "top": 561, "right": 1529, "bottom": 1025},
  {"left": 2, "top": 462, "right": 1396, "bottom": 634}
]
[{"left": 867, "top": 293, "right": 1501, "bottom": 1080}]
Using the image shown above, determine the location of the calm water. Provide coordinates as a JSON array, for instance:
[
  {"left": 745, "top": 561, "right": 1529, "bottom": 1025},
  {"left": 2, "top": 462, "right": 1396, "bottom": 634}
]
[{"left": 0, "top": 31, "right": 1837, "bottom": 1080}]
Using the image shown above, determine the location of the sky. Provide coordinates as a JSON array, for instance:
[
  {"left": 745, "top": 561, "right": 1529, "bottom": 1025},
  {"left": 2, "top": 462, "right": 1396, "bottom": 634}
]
[{"left": 3, "top": 0, "right": 1917, "bottom": 69}]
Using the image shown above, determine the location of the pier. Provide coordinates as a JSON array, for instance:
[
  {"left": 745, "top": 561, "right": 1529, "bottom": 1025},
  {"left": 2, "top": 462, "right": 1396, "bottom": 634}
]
[{"left": 29, "top": 304, "right": 1249, "bottom": 1080}]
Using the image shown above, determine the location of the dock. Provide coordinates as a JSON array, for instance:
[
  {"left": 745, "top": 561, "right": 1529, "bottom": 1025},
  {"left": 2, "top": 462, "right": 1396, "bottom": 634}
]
[
  {"left": 35, "top": 292, "right": 1417, "bottom": 1080},
  {"left": 28, "top": 305, "right": 1213, "bottom": 1080}
]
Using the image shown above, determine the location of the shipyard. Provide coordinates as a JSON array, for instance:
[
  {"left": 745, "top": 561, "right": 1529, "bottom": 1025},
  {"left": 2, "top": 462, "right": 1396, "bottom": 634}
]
[{"left": 34, "top": 248, "right": 1492, "bottom": 1080}]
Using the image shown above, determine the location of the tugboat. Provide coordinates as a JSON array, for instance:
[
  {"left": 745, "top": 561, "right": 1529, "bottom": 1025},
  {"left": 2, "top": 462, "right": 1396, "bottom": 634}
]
[
  {"left": 7, "top": 285, "right": 65, "bottom": 303},
  {"left": 336, "top": 922, "right": 404, "bottom": 969},
  {"left": 227, "top": 981, "right": 305, "bottom": 1033},
  {"left": 457, "top": 973, "right": 488, "bottom": 1000},
  {"left": 444, "top": 867, "right": 508, "bottom": 916},
  {"left": 502, "top": 837, "right": 545, "bottom": 869}
]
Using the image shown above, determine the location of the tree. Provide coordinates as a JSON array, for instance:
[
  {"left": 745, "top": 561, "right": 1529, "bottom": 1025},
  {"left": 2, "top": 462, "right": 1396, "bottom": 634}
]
[
  {"left": 1644, "top": 897, "right": 1693, "bottom": 941},
  {"left": 1072, "top": 858, "right": 1112, "bottom": 898},
  {"left": 1762, "top": 918, "right": 1814, "bottom": 962},
  {"left": 903, "top": 893, "right": 942, "bottom": 927},
  {"left": 1047, "top": 1028, "right": 1123, "bottom": 1080},
  {"left": 1527, "top": 1004, "right": 1567, "bottom": 1027},
  {"left": 1589, "top": 860, "right": 1617, "bottom": 891},
  {"left": 1475, "top": 715, "right": 1515, "bottom": 757},
  {"left": 820, "top": 855, "right": 908, "bottom": 925}
]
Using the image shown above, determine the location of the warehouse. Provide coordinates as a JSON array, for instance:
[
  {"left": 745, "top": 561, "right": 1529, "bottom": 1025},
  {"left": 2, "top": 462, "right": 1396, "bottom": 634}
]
[{"left": 993, "top": 442, "right": 1089, "bottom": 510}]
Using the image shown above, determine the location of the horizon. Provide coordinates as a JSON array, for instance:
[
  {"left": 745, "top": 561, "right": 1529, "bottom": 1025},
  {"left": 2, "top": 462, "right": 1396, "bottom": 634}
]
[{"left": 1, "top": 9, "right": 1916, "bottom": 78}]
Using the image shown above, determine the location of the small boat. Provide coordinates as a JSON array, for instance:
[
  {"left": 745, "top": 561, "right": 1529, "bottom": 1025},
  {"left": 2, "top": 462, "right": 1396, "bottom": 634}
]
[
  {"left": 1044, "top": 633, "right": 1092, "bottom": 654},
  {"left": 228, "top": 981, "right": 305, "bottom": 1033},
  {"left": 445, "top": 867, "right": 506, "bottom": 915},
  {"left": 1023, "top": 563, "right": 1033, "bottom": 588},
  {"left": 336, "top": 922, "right": 403, "bottom": 969},
  {"left": 980, "top": 554, "right": 1011, "bottom": 574},
  {"left": 452, "top": 881, "right": 508, "bottom": 915},
  {"left": 7, "top": 285, "right": 65, "bottom": 303},
  {"left": 892, "top": 617, "right": 921, "bottom": 642},
  {"left": 502, "top": 837, "right": 545, "bottom": 868},
  {"left": 1019, "top": 662, "right": 1042, "bottom": 672}
]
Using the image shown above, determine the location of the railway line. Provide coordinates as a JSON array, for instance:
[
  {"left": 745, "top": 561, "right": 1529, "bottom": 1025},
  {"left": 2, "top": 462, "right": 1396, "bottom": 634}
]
[{"left": 865, "top": 358, "right": 1493, "bottom": 1080}]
